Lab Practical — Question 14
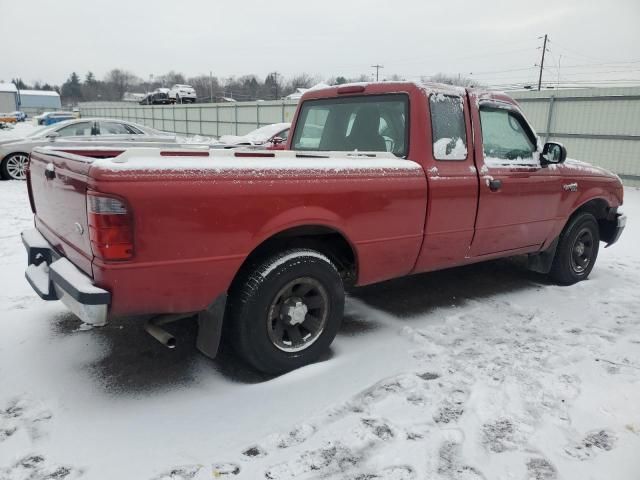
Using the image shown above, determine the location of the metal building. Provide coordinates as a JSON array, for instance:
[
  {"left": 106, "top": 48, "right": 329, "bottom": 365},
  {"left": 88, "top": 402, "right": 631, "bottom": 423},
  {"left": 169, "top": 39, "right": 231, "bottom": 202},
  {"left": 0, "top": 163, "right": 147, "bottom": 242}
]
[
  {"left": 0, "top": 83, "right": 18, "bottom": 112},
  {"left": 17, "top": 90, "right": 62, "bottom": 116}
]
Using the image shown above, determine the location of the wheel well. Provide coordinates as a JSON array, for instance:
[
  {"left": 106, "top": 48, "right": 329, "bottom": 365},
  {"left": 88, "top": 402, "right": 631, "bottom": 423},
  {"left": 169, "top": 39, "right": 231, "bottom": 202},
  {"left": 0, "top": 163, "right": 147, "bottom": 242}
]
[
  {"left": 571, "top": 198, "right": 617, "bottom": 243},
  {"left": 2, "top": 151, "right": 28, "bottom": 162},
  {"left": 235, "top": 226, "right": 358, "bottom": 287}
]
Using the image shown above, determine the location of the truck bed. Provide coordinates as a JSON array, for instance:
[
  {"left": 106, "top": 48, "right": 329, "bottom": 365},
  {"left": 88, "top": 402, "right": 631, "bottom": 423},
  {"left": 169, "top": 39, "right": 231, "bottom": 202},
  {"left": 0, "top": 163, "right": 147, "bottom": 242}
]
[{"left": 28, "top": 146, "right": 428, "bottom": 317}]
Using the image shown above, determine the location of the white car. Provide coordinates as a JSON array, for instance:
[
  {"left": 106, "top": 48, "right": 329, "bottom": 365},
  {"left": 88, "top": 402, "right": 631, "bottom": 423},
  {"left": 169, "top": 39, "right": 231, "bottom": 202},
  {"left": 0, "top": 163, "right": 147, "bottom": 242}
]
[
  {"left": 0, "top": 118, "right": 177, "bottom": 180},
  {"left": 168, "top": 84, "right": 197, "bottom": 104},
  {"left": 217, "top": 123, "right": 291, "bottom": 149}
]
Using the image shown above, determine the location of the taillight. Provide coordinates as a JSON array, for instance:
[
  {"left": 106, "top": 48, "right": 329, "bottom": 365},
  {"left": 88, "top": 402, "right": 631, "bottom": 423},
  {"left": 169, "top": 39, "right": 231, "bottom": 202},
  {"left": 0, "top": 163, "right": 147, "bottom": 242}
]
[{"left": 87, "top": 191, "right": 134, "bottom": 261}]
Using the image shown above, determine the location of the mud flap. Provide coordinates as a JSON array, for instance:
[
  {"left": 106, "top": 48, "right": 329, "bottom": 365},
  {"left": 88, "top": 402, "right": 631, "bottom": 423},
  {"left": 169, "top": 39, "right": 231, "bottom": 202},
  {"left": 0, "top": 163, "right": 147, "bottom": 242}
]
[
  {"left": 527, "top": 237, "right": 559, "bottom": 274},
  {"left": 196, "top": 294, "right": 227, "bottom": 360}
]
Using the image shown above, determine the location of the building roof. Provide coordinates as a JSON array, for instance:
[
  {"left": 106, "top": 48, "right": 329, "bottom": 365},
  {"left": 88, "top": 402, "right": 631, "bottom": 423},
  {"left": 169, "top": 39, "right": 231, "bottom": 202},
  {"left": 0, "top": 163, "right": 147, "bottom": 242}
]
[
  {"left": 0, "top": 83, "right": 18, "bottom": 93},
  {"left": 19, "top": 89, "right": 60, "bottom": 97}
]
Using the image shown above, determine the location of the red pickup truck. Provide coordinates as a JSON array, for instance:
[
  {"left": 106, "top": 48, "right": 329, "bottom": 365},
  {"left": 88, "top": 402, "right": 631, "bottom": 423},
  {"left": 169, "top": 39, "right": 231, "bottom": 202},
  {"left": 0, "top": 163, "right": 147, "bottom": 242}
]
[{"left": 22, "top": 82, "right": 626, "bottom": 374}]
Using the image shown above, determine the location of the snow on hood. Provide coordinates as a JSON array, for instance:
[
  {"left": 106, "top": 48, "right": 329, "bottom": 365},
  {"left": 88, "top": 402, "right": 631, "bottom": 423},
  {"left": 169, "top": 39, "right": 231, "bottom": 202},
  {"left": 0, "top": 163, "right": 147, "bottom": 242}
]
[
  {"left": 219, "top": 123, "right": 290, "bottom": 145},
  {"left": 551, "top": 158, "right": 618, "bottom": 178}
]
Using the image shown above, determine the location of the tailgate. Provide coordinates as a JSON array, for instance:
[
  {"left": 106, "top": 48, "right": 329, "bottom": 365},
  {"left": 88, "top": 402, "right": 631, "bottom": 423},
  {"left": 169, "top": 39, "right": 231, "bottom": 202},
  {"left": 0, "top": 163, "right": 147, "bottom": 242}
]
[{"left": 29, "top": 148, "right": 99, "bottom": 276}]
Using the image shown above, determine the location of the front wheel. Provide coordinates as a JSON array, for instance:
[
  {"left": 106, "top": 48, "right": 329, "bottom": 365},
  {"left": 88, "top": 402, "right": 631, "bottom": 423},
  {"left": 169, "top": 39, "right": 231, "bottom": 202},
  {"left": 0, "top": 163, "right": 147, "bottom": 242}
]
[
  {"left": 1, "top": 153, "right": 29, "bottom": 180},
  {"left": 226, "top": 249, "right": 345, "bottom": 374},
  {"left": 549, "top": 212, "right": 600, "bottom": 285}
]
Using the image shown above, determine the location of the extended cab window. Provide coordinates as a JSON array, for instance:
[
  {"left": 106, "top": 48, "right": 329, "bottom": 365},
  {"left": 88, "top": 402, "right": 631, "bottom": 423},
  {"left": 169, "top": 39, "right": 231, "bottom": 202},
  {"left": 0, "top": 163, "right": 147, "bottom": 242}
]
[
  {"left": 479, "top": 107, "right": 536, "bottom": 163},
  {"left": 430, "top": 94, "right": 467, "bottom": 160},
  {"left": 292, "top": 94, "right": 408, "bottom": 157}
]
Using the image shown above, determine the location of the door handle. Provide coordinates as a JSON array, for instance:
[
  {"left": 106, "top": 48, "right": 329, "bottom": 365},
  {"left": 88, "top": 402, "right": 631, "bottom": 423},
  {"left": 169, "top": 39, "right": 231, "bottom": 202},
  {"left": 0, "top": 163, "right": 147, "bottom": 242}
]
[
  {"left": 45, "top": 163, "right": 56, "bottom": 180},
  {"left": 488, "top": 179, "right": 502, "bottom": 192}
]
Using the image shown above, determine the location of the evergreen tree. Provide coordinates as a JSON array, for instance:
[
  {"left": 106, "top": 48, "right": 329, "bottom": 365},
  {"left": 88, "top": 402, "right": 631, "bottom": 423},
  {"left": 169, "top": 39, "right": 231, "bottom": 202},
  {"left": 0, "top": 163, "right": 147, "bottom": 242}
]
[{"left": 61, "top": 72, "right": 83, "bottom": 103}]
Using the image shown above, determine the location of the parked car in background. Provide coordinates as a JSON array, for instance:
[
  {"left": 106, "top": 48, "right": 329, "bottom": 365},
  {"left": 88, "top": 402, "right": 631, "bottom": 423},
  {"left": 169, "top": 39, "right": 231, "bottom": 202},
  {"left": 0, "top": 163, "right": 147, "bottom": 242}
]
[
  {"left": 35, "top": 111, "right": 75, "bottom": 125},
  {"left": 0, "top": 113, "right": 18, "bottom": 123},
  {"left": 217, "top": 122, "right": 290, "bottom": 150},
  {"left": 139, "top": 89, "right": 171, "bottom": 105},
  {"left": 11, "top": 111, "right": 27, "bottom": 122},
  {"left": 0, "top": 118, "right": 176, "bottom": 180},
  {"left": 168, "top": 84, "right": 197, "bottom": 103}
]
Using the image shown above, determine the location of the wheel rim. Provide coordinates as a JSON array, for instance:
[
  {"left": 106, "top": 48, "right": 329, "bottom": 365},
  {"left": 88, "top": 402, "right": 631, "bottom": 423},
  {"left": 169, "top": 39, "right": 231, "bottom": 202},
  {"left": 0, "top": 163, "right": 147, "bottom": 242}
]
[
  {"left": 267, "top": 277, "right": 329, "bottom": 353},
  {"left": 6, "top": 154, "right": 28, "bottom": 180},
  {"left": 570, "top": 227, "right": 594, "bottom": 274}
]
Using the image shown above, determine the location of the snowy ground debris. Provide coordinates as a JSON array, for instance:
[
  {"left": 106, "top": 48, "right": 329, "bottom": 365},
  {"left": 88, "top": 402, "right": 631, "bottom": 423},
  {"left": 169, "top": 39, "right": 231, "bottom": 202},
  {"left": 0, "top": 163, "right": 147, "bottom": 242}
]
[{"left": 0, "top": 143, "right": 638, "bottom": 478}]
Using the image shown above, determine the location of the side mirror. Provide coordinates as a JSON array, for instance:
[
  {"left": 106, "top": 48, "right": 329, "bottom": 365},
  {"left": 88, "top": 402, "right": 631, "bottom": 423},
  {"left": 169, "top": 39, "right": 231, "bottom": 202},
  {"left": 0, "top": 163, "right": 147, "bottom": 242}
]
[
  {"left": 271, "top": 136, "right": 285, "bottom": 145},
  {"left": 541, "top": 142, "right": 566, "bottom": 165},
  {"left": 45, "top": 131, "right": 60, "bottom": 141}
]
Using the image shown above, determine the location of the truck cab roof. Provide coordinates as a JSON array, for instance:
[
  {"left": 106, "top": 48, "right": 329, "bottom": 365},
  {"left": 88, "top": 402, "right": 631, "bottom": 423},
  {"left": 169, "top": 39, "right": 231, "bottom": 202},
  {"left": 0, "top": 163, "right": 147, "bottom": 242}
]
[{"left": 299, "top": 81, "right": 519, "bottom": 108}]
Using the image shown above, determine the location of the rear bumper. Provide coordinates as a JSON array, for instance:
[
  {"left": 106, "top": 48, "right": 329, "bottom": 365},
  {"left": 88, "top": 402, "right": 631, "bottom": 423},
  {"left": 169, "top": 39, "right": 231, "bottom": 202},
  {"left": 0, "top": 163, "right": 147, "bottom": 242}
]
[{"left": 22, "top": 228, "right": 111, "bottom": 326}]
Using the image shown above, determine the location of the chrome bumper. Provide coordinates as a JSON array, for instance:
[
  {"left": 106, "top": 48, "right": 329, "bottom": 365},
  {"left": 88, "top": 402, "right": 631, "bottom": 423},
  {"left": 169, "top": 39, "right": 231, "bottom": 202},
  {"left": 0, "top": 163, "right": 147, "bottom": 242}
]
[{"left": 22, "top": 228, "right": 111, "bottom": 326}]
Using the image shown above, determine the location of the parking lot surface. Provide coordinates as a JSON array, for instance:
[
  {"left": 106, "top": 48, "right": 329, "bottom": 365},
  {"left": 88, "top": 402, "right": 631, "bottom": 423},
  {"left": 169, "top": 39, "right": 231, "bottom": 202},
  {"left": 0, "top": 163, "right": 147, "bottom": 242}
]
[{"left": 1, "top": 177, "right": 639, "bottom": 479}]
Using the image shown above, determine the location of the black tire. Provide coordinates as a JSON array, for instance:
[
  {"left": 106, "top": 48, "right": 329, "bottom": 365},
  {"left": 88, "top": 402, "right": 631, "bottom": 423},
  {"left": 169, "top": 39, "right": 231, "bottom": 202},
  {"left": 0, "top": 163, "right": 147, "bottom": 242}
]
[
  {"left": 226, "top": 249, "right": 345, "bottom": 374},
  {"left": 549, "top": 212, "right": 600, "bottom": 285}
]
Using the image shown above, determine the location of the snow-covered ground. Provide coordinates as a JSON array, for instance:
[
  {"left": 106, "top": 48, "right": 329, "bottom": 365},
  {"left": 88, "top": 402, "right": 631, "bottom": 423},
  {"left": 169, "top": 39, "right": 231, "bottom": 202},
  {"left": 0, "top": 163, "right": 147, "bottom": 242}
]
[
  {"left": 0, "top": 177, "right": 639, "bottom": 479},
  {"left": 0, "top": 122, "right": 40, "bottom": 140}
]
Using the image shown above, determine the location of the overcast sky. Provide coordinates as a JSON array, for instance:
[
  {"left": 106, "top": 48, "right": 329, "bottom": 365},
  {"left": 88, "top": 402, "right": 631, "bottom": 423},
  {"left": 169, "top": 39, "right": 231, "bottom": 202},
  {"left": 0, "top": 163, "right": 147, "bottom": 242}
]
[{"left": 1, "top": 0, "right": 639, "bottom": 88}]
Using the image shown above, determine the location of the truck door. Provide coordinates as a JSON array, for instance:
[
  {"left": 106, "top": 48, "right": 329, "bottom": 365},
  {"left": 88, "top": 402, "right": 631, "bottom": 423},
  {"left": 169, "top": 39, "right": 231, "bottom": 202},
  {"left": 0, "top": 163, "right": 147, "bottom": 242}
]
[
  {"left": 413, "top": 92, "right": 479, "bottom": 272},
  {"left": 469, "top": 99, "right": 562, "bottom": 257}
]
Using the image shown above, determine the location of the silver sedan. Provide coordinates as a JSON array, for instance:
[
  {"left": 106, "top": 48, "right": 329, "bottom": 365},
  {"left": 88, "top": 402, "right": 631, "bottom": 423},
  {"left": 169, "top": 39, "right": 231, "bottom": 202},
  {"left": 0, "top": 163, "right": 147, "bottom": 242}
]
[{"left": 0, "top": 118, "right": 177, "bottom": 180}]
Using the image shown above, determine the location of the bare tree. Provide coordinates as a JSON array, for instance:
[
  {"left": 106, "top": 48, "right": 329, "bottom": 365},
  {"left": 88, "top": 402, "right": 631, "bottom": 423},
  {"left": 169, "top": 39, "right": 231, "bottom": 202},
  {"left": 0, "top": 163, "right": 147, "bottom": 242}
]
[
  {"left": 187, "top": 74, "right": 221, "bottom": 102},
  {"left": 157, "top": 71, "right": 186, "bottom": 87},
  {"left": 104, "top": 69, "right": 138, "bottom": 100},
  {"left": 429, "top": 73, "right": 482, "bottom": 88}
]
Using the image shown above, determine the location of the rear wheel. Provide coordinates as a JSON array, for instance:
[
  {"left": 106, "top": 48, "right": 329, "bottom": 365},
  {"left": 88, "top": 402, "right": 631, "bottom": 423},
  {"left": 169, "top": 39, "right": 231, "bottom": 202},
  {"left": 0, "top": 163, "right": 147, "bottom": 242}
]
[
  {"left": 226, "top": 249, "right": 344, "bottom": 374},
  {"left": 1, "top": 153, "right": 29, "bottom": 180},
  {"left": 549, "top": 212, "right": 600, "bottom": 285}
]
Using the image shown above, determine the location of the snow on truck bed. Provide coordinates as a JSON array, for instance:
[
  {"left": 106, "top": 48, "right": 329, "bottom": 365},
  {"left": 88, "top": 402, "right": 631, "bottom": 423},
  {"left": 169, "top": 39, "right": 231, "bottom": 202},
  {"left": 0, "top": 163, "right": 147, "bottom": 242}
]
[
  {"left": 86, "top": 148, "right": 423, "bottom": 174},
  {"left": 1, "top": 180, "right": 639, "bottom": 479}
]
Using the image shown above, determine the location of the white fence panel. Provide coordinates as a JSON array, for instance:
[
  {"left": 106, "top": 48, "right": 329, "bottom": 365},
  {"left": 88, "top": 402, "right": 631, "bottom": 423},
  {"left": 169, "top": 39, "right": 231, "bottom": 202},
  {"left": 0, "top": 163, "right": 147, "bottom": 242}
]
[{"left": 80, "top": 87, "right": 640, "bottom": 185}]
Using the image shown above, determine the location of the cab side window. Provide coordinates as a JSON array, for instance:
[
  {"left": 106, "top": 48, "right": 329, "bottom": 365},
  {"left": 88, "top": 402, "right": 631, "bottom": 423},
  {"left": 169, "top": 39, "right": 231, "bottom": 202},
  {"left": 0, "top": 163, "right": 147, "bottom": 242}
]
[
  {"left": 56, "top": 122, "right": 93, "bottom": 137},
  {"left": 98, "top": 121, "right": 130, "bottom": 135},
  {"left": 430, "top": 94, "right": 467, "bottom": 160},
  {"left": 479, "top": 107, "right": 536, "bottom": 163}
]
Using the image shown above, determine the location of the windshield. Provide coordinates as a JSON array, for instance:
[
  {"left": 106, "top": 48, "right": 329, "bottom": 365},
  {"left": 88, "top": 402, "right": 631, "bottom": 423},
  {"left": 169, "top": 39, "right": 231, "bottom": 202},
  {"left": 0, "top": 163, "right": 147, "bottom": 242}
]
[{"left": 291, "top": 94, "right": 409, "bottom": 156}]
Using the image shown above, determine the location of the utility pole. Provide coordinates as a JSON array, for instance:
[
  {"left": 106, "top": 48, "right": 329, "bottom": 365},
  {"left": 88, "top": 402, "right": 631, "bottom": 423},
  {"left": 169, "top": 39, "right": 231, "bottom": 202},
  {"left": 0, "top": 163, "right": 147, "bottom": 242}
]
[
  {"left": 371, "top": 64, "right": 384, "bottom": 82},
  {"left": 557, "top": 54, "right": 562, "bottom": 89},
  {"left": 209, "top": 71, "right": 213, "bottom": 103},
  {"left": 537, "top": 34, "right": 548, "bottom": 91},
  {"left": 273, "top": 72, "right": 280, "bottom": 100}
]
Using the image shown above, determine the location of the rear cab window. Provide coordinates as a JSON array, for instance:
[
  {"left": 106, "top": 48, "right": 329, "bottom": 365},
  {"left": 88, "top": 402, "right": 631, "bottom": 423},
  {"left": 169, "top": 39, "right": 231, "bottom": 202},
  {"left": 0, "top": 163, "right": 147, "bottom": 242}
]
[
  {"left": 291, "top": 94, "right": 409, "bottom": 157},
  {"left": 430, "top": 94, "right": 468, "bottom": 160}
]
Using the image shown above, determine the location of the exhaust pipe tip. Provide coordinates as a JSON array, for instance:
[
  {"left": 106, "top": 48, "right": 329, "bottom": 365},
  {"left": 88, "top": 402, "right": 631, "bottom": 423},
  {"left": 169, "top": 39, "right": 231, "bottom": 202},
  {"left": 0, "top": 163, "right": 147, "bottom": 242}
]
[
  {"left": 144, "top": 318, "right": 177, "bottom": 349},
  {"left": 143, "top": 312, "right": 196, "bottom": 349}
]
